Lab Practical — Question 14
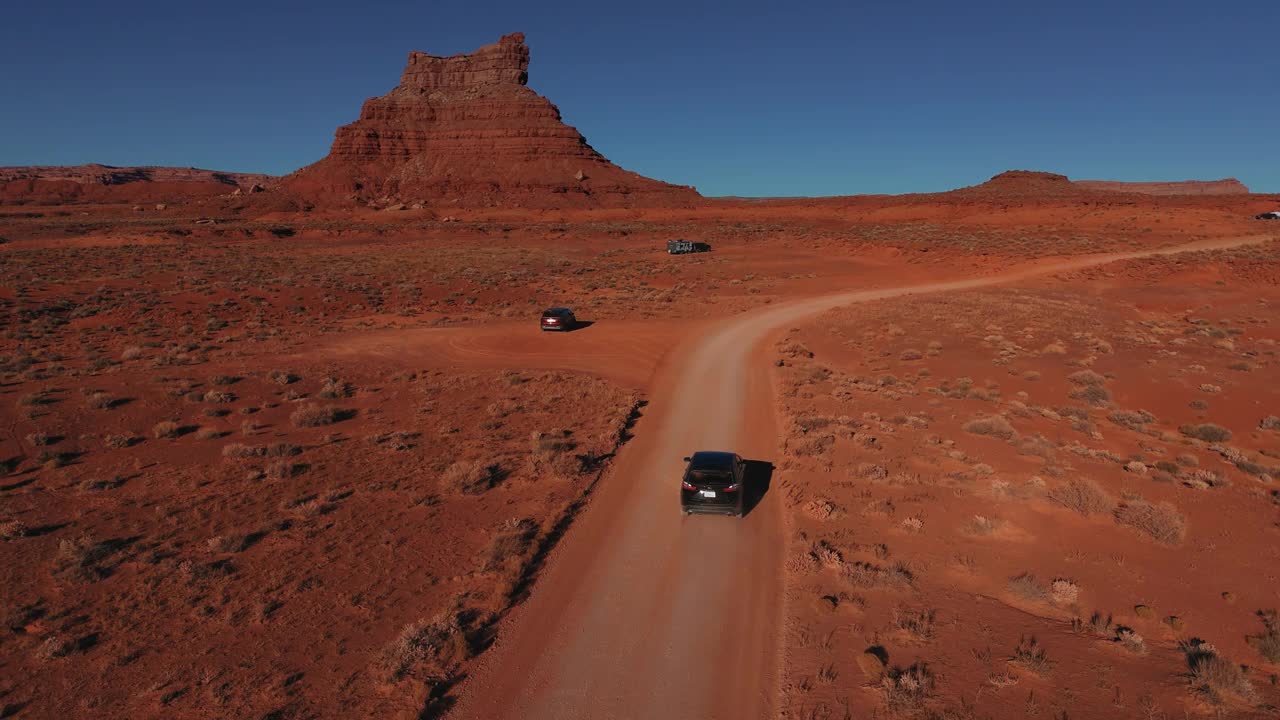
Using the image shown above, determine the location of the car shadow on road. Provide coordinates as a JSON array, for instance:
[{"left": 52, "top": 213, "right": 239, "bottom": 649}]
[
  {"left": 742, "top": 459, "right": 774, "bottom": 517},
  {"left": 564, "top": 320, "right": 594, "bottom": 332}
]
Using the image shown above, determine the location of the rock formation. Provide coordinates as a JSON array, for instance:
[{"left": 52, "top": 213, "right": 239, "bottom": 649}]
[
  {"left": 283, "top": 32, "right": 698, "bottom": 207},
  {"left": 1075, "top": 179, "right": 1249, "bottom": 195}
]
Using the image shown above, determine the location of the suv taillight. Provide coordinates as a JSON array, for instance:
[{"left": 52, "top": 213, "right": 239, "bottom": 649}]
[
  {"left": 681, "top": 480, "right": 696, "bottom": 491},
  {"left": 724, "top": 483, "right": 740, "bottom": 492}
]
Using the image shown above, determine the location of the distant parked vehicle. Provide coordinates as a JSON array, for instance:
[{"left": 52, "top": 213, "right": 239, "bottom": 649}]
[
  {"left": 680, "top": 451, "right": 745, "bottom": 517},
  {"left": 1255, "top": 211, "right": 1280, "bottom": 220},
  {"left": 540, "top": 307, "right": 577, "bottom": 331},
  {"left": 667, "top": 239, "right": 711, "bottom": 254}
]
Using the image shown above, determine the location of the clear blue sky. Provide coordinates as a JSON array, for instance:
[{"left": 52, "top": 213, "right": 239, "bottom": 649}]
[{"left": 2, "top": 0, "right": 1277, "bottom": 195}]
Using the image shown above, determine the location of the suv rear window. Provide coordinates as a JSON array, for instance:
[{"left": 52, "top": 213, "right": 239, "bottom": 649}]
[{"left": 687, "top": 469, "right": 734, "bottom": 487}]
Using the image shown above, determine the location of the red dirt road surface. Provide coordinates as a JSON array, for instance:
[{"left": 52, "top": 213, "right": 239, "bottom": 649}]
[{"left": 448, "top": 234, "right": 1272, "bottom": 720}]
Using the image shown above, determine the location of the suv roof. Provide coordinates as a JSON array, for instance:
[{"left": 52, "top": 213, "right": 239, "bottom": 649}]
[
  {"left": 688, "top": 451, "right": 736, "bottom": 469},
  {"left": 542, "top": 307, "right": 572, "bottom": 315}
]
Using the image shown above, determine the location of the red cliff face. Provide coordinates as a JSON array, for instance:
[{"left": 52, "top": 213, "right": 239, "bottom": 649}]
[
  {"left": 284, "top": 33, "right": 698, "bottom": 207},
  {"left": 1075, "top": 179, "right": 1249, "bottom": 195}
]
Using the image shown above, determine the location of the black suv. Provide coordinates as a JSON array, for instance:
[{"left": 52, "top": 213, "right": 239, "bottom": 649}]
[
  {"left": 680, "top": 451, "right": 745, "bottom": 516},
  {"left": 540, "top": 307, "right": 577, "bottom": 331}
]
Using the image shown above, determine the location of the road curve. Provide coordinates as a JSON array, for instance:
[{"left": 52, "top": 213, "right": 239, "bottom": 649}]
[{"left": 446, "top": 234, "right": 1272, "bottom": 720}]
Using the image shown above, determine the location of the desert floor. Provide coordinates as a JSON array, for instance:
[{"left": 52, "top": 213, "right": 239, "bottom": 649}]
[{"left": 2, "top": 199, "right": 1279, "bottom": 719}]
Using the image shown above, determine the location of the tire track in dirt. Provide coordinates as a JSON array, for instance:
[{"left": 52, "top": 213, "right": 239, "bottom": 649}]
[{"left": 444, "top": 234, "right": 1272, "bottom": 720}]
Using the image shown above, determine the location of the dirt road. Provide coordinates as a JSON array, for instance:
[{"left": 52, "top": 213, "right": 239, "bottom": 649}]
[{"left": 444, "top": 234, "right": 1272, "bottom": 720}]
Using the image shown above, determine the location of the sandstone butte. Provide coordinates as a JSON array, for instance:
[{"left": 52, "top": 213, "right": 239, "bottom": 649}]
[{"left": 280, "top": 32, "right": 700, "bottom": 208}]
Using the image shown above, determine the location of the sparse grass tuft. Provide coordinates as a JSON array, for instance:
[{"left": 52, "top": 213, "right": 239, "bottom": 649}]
[
  {"left": 879, "top": 663, "right": 934, "bottom": 711},
  {"left": 893, "top": 607, "right": 937, "bottom": 640},
  {"left": 1183, "top": 640, "right": 1255, "bottom": 704},
  {"left": 1010, "top": 636, "right": 1054, "bottom": 676}
]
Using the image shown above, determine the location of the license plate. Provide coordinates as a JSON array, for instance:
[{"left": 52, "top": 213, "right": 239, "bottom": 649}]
[{"left": 700, "top": 490, "right": 716, "bottom": 498}]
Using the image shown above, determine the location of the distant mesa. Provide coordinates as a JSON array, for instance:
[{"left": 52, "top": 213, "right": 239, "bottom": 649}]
[
  {"left": 0, "top": 164, "right": 272, "bottom": 203},
  {"left": 946, "top": 170, "right": 1090, "bottom": 199},
  {"left": 1075, "top": 178, "right": 1249, "bottom": 195},
  {"left": 282, "top": 32, "right": 699, "bottom": 207},
  {"left": 946, "top": 171, "right": 1251, "bottom": 199}
]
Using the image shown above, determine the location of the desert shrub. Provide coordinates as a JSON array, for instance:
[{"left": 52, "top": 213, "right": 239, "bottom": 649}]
[
  {"left": 318, "top": 377, "right": 353, "bottom": 399},
  {"left": 1, "top": 520, "right": 28, "bottom": 539},
  {"left": 1011, "top": 636, "right": 1054, "bottom": 676},
  {"left": 152, "top": 421, "right": 180, "bottom": 439},
  {"left": 484, "top": 517, "right": 540, "bottom": 572},
  {"left": 1070, "top": 384, "right": 1112, "bottom": 406},
  {"left": 1047, "top": 478, "right": 1114, "bottom": 515},
  {"left": 963, "top": 414, "right": 1017, "bottom": 440},
  {"left": 1114, "top": 499, "right": 1186, "bottom": 544},
  {"left": 203, "top": 390, "right": 235, "bottom": 404},
  {"left": 265, "top": 460, "right": 302, "bottom": 479},
  {"left": 80, "top": 475, "right": 124, "bottom": 491},
  {"left": 1008, "top": 573, "right": 1047, "bottom": 602},
  {"left": 26, "top": 432, "right": 55, "bottom": 446},
  {"left": 879, "top": 663, "right": 934, "bottom": 711},
  {"left": 441, "top": 460, "right": 502, "bottom": 495},
  {"left": 268, "top": 369, "right": 298, "bottom": 385},
  {"left": 103, "top": 434, "right": 135, "bottom": 449},
  {"left": 1074, "top": 611, "right": 1114, "bottom": 637},
  {"left": 1050, "top": 578, "right": 1079, "bottom": 606},
  {"left": 1184, "top": 640, "right": 1255, "bottom": 704},
  {"left": 1246, "top": 610, "right": 1280, "bottom": 663},
  {"left": 378, "top": 611, "right": 470, "bottom": 682},
  {"left": 87, "top": 392, "right": 114, "bottom": 409},
  {"left": 210, "top": 374, "right": 238, "bottom": 385},
  {"left": 222, "top": 443, "right": 263, "bottom": 459},
  {"left": 265, "top": 443, "right": 300, "bottom": 457},
  {"left": 1116, "top": 627, "right": 1146, "bottom": 654},
  {"left": 1180, "top": 423, "right": 1232, "bottom": 442},
  {"left": 290, "top": 404, "right": 345, "bottom": 427},
  {"left": 1109, "top": 409, "right": 1156, "bottom": 430},
  {"left": 1068, "top": 370, "right": 1107, "bottom": 386},
  {"left": 1259, "top": 416, "right": 1280, "bottom": 431},
  {"left": 530, "top": 429, "right": 576, "bottom": 454}
]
